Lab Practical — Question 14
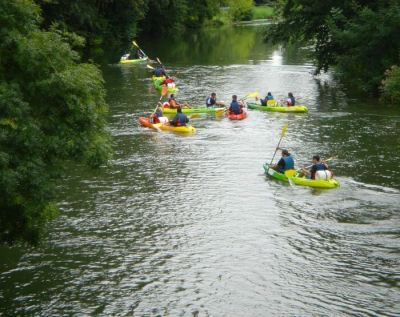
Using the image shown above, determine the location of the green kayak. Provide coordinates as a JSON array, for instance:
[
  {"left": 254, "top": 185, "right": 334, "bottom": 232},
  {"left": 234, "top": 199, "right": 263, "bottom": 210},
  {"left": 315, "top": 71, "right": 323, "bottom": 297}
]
[
  {"left": 247, "top": 102, "right": 308, "bottom": 113},
  {"left": 263, "top": 163, "right": 339, "bottom": 189},
  {"left": 119, "top": 57, "right": 148, "bottom": 64}
]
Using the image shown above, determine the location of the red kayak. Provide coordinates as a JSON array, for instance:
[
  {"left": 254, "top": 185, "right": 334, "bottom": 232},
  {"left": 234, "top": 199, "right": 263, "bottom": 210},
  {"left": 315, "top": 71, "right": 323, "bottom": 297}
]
[{"left": 227, "top": 110, "right": 247, "bottom": 120}]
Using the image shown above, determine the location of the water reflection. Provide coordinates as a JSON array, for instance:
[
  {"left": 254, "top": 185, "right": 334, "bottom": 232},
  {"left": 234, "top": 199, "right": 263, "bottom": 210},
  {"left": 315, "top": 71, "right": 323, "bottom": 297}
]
[{"left": 1, "top": 24, "right": 400, "bottom": 317}]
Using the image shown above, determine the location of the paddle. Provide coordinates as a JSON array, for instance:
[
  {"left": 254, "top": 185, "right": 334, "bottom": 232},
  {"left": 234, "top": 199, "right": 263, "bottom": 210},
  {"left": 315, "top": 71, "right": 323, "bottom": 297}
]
[
  {"left": 267, "top": 123, "right": 289, "bottom": 174},
  {"left": 150, "top": 95, "right": 165, "bottom": 132},
  {"left": 146, "top": 64, "right": 155, "bottom": 70},
  {"left": 132, "top": 40, "right": 148, "bottom": 59}
]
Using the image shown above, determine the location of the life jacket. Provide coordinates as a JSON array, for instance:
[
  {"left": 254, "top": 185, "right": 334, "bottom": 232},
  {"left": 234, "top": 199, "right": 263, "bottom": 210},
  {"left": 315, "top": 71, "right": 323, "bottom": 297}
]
[
  {"left": 154, "top": 68, "right": 163, "bottom": 76},
  {"left": 171, "top": 113, "right": 188, "bottom": 126},
  {"left": 229, "top": 100, "right": 242, "bottom": 114},
  {"left": 287, "top": 96, "right": 295, "bottom": 106},
  {"left": 311, "top": 163, "right": 327, "bottom": 179},
  {"left": 282, "top": 155, "right": 295, "bottom": 171},
  {"left": 206, "top": 96, "right": 216, "bottom": 107}
]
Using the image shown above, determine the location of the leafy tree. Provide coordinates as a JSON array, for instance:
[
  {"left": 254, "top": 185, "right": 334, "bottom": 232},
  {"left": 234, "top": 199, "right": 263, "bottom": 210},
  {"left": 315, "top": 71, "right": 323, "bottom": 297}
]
[
  {"left": 0, "top": 0, "right": 112, "bottom": 244},
  {"left": 267, "top": 0, "right": 400, "bottom": 95},
  {"left": 381, "top": 66, "right": 400, "bottom": 105},
  {"left": 37, "top": 0, "right": 147, "bottom": 60},
  {"left": 229, "top": 0, "right": 254, "bottom": 21}
]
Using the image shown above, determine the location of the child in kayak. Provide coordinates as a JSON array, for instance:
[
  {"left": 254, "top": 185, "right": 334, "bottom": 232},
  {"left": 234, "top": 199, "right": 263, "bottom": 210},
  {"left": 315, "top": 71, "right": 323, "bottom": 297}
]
[{"left": 287, "top": 92, "right": 296, "bottom": 106}]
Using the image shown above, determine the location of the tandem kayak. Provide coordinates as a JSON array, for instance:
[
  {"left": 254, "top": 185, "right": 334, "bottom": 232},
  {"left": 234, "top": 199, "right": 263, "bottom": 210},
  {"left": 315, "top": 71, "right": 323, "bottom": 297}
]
[
  {"left": 162, "top": 107, "right": 225, "bottom": 115},
  {"left": 152, "top": 76, "right": 178, "bottom": 94},
  {"left": 119, "top": 57, "right": 148, "bottom": 64},
  {"left": 263, "top": 163, "right": 339, "bottom": 189},
  {"left": 247, "top": 102, "right": 308, "bottom": 113},
  {"left": 138, "top": 117, "right": 195, "bottom": 134},
  {"left": 227, "top": 111, "right": 247, "bottom": 120}
]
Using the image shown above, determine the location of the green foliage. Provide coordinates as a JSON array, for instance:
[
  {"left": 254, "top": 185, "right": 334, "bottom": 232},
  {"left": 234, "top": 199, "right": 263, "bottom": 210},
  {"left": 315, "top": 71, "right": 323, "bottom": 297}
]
[
  {"left": 0, "top": 0, "right": 111, "bottom": 244},
  {"left": 267, "top": 0, "right": 400, "bottom": 96},
  {"left": 229, "top": 0, "right": 254, "bottom": 21},
  {"left": 37, "top": 0, "right": 147, "bottom": 60},
  {"left": 252, "top": 6, "right": 275, "bottom": 19},
  {"left": 381, "top": 66, "right": 400, "bottom": 105}
]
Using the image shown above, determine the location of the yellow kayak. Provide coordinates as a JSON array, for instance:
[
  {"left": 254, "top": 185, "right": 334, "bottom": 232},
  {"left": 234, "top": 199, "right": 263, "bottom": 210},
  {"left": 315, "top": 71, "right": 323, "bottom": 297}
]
[
  {"left": 138, "top": 117, "right": 195, "bottom": 134},
  {"left": 263, "top": 163, "right": 339, "bottom": 189}
]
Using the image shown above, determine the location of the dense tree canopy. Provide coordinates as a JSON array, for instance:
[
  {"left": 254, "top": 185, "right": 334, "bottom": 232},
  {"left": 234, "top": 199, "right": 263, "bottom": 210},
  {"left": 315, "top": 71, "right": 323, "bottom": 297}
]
[
  {"left": 0, "top": 0, "right": 111, "bottom": 244},
  {"left": 267, "top": 0, "right": 400, "bottom": 97}
]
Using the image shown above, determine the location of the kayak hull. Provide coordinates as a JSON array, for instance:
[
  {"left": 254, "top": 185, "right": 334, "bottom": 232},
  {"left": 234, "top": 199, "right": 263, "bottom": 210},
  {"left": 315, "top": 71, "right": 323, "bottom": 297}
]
[
  {"left": 263, "top": 163, "right": 339, "bottom": 189},
  {"left": 162, "top": 107, "right": 225, "bottom": 115},
  {"left": 247, "top": 102, "right": 308, "bottom": 113},
  {"left": 119, "top": 57, "right": 148, "bottom": 64},
  {"left": 138, "top": 117, "right": 196, "bottom": 134},
  {"left": 227, "top": 111, "right": 247, "bottom": 120}
]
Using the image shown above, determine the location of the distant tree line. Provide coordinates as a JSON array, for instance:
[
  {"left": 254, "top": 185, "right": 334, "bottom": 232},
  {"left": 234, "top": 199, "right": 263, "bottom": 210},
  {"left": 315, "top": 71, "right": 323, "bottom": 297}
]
[{"left": 267, "top": 0, "right": 400, "bottom": 102}]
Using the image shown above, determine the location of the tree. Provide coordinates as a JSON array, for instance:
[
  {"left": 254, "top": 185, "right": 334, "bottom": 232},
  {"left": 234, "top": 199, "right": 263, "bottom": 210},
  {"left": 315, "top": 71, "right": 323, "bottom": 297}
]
[
  {"left": 229, "top": 0, "right": 254, "bottom": 21},
  {"left": 0, "top": 0, "right": 112, "bottom": 244},
  {"left": 266, "top": 0, "right": 400, "bottom": 95},
  {"left": 37, "top": 0, "right": 148, "bottom": 60}
]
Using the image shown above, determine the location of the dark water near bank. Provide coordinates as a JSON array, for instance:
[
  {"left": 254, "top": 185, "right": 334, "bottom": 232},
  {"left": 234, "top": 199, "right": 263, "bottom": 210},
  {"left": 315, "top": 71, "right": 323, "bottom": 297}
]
[{"left": 1, "top": 26, "right": 399, "bottom": 316}]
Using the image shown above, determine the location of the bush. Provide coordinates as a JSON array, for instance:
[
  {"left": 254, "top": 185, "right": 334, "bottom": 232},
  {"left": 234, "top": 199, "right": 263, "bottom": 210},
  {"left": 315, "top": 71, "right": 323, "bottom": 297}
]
[
  {"left": 229, "top": 0, "right": 254, "bottom": 21},
  {"left": 381, "top": 65, "right": 400, "bottom": 105}
]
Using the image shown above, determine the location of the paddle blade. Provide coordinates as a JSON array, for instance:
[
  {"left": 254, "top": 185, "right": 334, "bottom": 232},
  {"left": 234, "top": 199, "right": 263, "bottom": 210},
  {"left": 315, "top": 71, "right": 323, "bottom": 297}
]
[
  {"left": 281, "top": 123, "right": 288, "bottom": 137},
  {"left": 267, "top": 99, "right": 277, "bottom": 106},
  {"left": 284, "top": 169, "right": 296, "bottom": 177},
  {"left": 132, "top": 40, "right": 139, "bottom": 48},
  {"left": 146, "top": 64, "right": 155, "bottom": 70},
  {"left": 247, "top": 91, "right": 259, "bottom": 98},
  {"left": 161, "top": 86, "right": 168, "bottom": 96}
]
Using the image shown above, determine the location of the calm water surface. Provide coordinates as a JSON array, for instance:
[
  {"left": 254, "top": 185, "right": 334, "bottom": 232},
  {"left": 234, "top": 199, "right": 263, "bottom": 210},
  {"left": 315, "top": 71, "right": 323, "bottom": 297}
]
[{"left": 1, "top": 26, "right": 399, "bottom": 316}]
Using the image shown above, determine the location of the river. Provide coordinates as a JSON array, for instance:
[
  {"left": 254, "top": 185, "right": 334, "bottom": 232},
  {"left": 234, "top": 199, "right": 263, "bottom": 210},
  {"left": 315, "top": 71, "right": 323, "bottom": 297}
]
[{"left": 1, "top": 25, "right": 399, "bottom": 316}]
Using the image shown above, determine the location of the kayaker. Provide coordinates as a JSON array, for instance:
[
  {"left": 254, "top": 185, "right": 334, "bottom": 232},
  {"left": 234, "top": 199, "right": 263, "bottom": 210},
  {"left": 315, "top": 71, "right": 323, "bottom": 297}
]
[
  {"left": 206, "top": 92, "right": 225, "bottom": 108},
  {"left": 256, "top": 92, "right": 274, "bottom": 106},
  {"left": 168, "top": 94, "right": 180, "bottom": 108},
  {"left": 154, "top": 66, "right": 166, "bottom": 77},
  {"left": 229, "top": 95, "right": 243, "bottom": 115},
  {"left": 170, "top": 106, "right": 189, "bottom": 126},
  {"left": 272, "top": 149, "right": 295, "bottom": 173},
  {"left": 300, "top": 155, "right": 333, "bottom": 180},
  {"left": 160, "top": 76, "right": 175, "bottom": 89},
  {"left": 120, "top": 53, "right": 130, "bottom": 61},
  {"left": 287, "top": 92, "right": 296, "bottom": 106},
  {"left": 150, "top": 106, "right": 163, "bottom": 124}
]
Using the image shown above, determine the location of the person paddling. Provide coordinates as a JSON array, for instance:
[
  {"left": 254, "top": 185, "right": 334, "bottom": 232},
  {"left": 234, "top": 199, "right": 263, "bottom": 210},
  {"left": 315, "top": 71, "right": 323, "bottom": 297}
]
[
  {"left": 206, "top": 92, "right": 225, "bottom": 108},
  {"left": 228, "top": 95, "right": 243, "bottom": 115},
  {"left": 150, "top": 106, "right": 163, "bottom": 124},
  {"left": 170, "top": 106, "right": 189, "bottom": 126},
  {"left": 287, "top": 92, "right": 296, "bottom": 106},
  {"left": 272, "top": 149, "right": 295, "bottom": 173},
  {"left": 300, "top": 155, "right": 333, "bottom": 180},
  {"left": 256, "top": 92, "right": 274, "bottom": 106}
]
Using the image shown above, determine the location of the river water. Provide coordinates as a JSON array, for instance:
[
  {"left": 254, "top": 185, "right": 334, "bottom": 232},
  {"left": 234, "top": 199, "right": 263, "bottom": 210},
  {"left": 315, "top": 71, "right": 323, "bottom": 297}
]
[{"left": 1, "top": 26, "right": 399, "bottom": 316}]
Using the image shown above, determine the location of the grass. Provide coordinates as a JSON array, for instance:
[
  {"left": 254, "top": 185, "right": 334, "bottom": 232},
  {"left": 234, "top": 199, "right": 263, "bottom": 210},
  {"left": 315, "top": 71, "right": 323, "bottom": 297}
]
[
  {"left": 205, "top": 5, "right": 276, "bottom": 27},
  {"left": 252, "top": 6, "right": 275, "bottom": 19}
]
